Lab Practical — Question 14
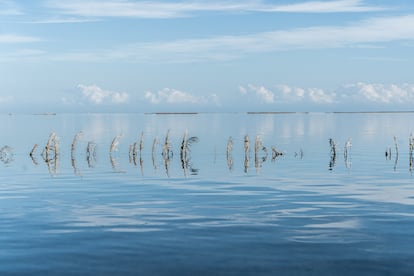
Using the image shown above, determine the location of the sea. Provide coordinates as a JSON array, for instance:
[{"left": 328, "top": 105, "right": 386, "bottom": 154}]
[{"left": 1, "top": 112, "right": 414, "bottom": 275}]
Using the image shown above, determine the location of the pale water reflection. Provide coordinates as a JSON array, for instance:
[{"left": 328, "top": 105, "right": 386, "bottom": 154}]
[{"left": 1, "top": 113, "right": 414, "bottom": 275}]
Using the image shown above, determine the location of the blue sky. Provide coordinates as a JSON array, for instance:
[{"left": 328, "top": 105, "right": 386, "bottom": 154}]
[{"left": 1, "top": 0, "right": 414, "bottom": 113}]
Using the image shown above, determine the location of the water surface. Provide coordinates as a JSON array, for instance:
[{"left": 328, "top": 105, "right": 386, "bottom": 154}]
[{"left": 1, "top": 113, "right": 414, "bottom": 275}]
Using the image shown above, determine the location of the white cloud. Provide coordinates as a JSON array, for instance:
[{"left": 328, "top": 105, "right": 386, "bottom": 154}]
[
  {"left": 261, "top": 0, "right": 385, "bottom": 13},
  {"left": 26, "top": 17, "right": 99, "bottom": 24},
  {"left": 183, "top": 14, "right": 414, "bottom": 52},
  {"left": 0, "top": 34, "right": 41, "bottom": 43},
  {"left": 0, "top": 49, "right": 46, "bottom": 62},
  {"left": 343, "top": 82, "right": 414, "bottom": 104},
  {"left": 52, "top": 14, "right": 414, "bottom": 63},
  {"left": 242, "top": 83, "right": 414, "bottom": 106},
  {"left": 72, "top": 82, "right": 414, "bottom": 109},
  {"left": 242, "top": 84, "right": 335, "bottom": 104},
  {"left": 65, "top": 83, "right": 414, "bottom": 111},
  {"left": 278, "top": 84, "right": 306, "bottom": 100},
  {"left": 308, "top": 88, "right": 335, "bottom": 104},
  {"left": 145, "top": 88, "right": 201, "bottom": 104},
  {"left": 246, "top": 84, "right": 275, "bottom": 103},
  {"left": 144, "top": 88, "right": 219, "bottom": 105},
  {"left": 47, "top": 0, "right": 384, "bottom": 18},
  {"left": 0, "top": 0, "right": 22, "bottom": 15},
  {"left": 145, "top": 88, "right": 199, "bottom": 104},
  {"left": 111, "top": 91, "right": 129, "bottom": 103},
  {"left": 78, "top": 84, "right": 129, "bottom": 104}
]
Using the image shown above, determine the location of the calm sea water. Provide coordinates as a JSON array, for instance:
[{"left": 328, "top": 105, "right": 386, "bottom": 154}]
[{"left": 1, "top": 112, "right": 414, "bottom": 275}]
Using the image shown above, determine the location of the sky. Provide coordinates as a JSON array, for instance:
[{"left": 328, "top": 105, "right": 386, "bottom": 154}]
[{"left": 1, "top": 0, "right": 414, "bottom": 113}]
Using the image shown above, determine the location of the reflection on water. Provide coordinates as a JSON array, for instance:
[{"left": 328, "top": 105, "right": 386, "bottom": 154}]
[
  {"left": 1, "top": 130, "right": 291, "bottom": 176},
  {"left": 86, "top": 141, "right": 97, "bottom": 168},
  {"left": 328, "top": 138, "right": 337, "bottom": 171},
  {"left": 0, "top": 145, "right": 13, "bottom": 165},
  {"left": 0, "top": 132, "right": 340, "bottom": 175},
  {"left": 161, "top": 129, "right": 173, "bottom": 177},
  {"left": 2, "top": 112, "right": 414, "bottom": 183},
  {"left": 180, "top": 131, "right": 199, "bottom": 177},
  {"left": 343, "top": 138, "right": 352, "bottom": 169},
  {"left": 410, "top": 133, "right": 414, "bottom": 174},
  {"left": 2, "top": 113, "right": 414, "bottom": 274},
  {"left": 2, "top": 113, "right": 414, "bottom": 176},
  {"left": 151, "top": 136, "right": 158, "bottom": 173},
  {"left": 226, "top": 136, "right": 233, "bottom": 171},
  {"left": 29, "top": 144, "right": 39, "bottom": 165}
]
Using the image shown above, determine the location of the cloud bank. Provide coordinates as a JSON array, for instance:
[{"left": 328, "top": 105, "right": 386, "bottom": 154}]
[
  {"left": 145, "top": 88, "right": 200, "bottom": 104},
  {"left": 240, "top": 84, "right": 335, "bottom": 105},
  {"left": 341, "top": 83, "right": 414, "bottom": 104},
  {"left": 240, "top": 85, "right": 275, "bottom": 104},
  {"left": 58, "top": 85, "right": 220, "bottom": 112},
  {"left": 78, "top": 84, "right": 129, "bottom": 104},
  {"left": 144, "top": 88, "right": 219, "bottom": 106},
  {"left": 240, "top": 83, "right": 414, "bottom": 107},
  {"left": 11, "top": 82, "right": 414, "bottom": 112},
  {"left": 67, "top": 82, "right": 414, "bottom": 111}
]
